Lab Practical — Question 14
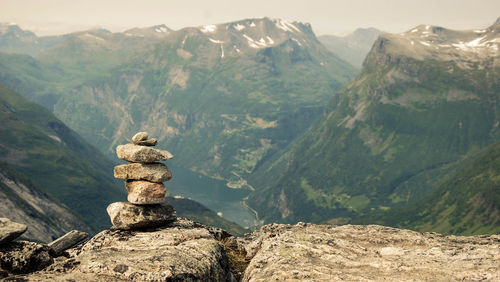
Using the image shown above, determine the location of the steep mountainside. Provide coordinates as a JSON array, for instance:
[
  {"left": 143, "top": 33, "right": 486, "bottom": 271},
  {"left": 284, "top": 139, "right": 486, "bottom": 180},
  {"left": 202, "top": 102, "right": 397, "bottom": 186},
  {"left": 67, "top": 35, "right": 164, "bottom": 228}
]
[
  {"left": 0, "top": 162, "right": 92, "bottom": 242},
  {"left": 247, "top": 20, "right": 500, "bottom": 226},
  {"left": 0, "top": 23, "right": 66, "bottom": 56},
  {"left": 47, "top": 18, "right": 356, "bottom": 189},
  {"left": 0, "top": 84, "right": 125, "bottom": 231},
  {"left": 319, "top": 28, "right": 382, "bottom": 68},
  {"left": 354, "top": 140, "right": 500, "bottom": 235}
]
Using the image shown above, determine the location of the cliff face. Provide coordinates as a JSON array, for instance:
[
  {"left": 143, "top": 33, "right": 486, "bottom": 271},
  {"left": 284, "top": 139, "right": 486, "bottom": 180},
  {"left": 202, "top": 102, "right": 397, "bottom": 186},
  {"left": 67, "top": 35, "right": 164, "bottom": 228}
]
[{"left": 9, "top": 219, "right": 500, "bottom": 281}]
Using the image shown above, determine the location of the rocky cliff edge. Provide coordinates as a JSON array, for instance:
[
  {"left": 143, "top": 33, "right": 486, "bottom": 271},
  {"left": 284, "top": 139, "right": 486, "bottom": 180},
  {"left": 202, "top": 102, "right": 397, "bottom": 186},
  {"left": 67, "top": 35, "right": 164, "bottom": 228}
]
[{"left": 3, "top": 218, "right": 499, "bottom": 281}]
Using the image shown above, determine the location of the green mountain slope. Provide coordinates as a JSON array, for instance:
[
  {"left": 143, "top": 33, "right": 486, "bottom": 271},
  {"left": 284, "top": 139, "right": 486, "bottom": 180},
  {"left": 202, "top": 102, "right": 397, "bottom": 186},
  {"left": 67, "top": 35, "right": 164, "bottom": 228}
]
[
  {"left": 319, "top": 28, "right": 382, "bottom": 68},
  {"left": 0, "top": 83, "right": 125, "bottom": 231},
  {"left": 0, "top": 162, "right": 93, "bottom": 242},
  {"left": 42, "top": 18, "right": 356, "bottom": 189},
  {"left": 354, "top": 141, "right": 500, "bottom": 235},
  {"left": 247, "top": 21, "right": 500, "bottom": 225}
]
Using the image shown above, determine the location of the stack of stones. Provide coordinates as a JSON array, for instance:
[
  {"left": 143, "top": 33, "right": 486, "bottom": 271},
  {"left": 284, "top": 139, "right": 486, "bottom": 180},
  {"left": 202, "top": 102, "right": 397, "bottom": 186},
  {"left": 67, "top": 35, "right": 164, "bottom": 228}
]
[{"left": 107, "top": 132, "right": 177, "bottom": 230}]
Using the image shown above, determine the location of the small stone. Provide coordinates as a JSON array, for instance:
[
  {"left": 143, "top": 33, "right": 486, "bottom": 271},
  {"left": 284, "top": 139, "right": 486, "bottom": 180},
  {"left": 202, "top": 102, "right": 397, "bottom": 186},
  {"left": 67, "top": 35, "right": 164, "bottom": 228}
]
[
  {"left": 131, "top": 132, "right": 149, "bottom": 144},
  {"left": 48, "top": 230, "right": 89, "bottom": 256},
  {"left": 0, "top": 218, "right": 27, "bottom": 245},
  {"left": 135, "top": 138, "right": 158, "bottom": 146},
  {"left": 126, "top": 180, "right": 167, "bottom": 204},
  {"left": 106, "top": 202, "right": 176, "bottom": 230},
  {"left": 114, "top": 163, "right": 172, "bottom": 183},
  {"left": 116, "top": 144, "right": 173, "bottom": 163}
]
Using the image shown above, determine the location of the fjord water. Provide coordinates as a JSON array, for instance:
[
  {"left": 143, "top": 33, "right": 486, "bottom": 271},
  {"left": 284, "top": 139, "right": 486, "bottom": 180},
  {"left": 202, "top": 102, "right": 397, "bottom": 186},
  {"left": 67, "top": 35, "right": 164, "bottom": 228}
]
[{"left": 166, "top": 163, "right": 255, "bottom": 228}]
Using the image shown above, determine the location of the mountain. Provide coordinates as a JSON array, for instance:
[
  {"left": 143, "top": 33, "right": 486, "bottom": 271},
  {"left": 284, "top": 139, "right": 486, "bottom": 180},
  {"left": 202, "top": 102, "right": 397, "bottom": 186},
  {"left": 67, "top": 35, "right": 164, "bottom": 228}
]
[
  {"left": 354, "top": 140, "right": 500, "bottom": 235},
  {"left": 0, "top": 83, "right": 126, "bottom": 231},
  {"left": 0, "top": 162, "right": 92, "bottom": 242},
  {"left": 0, "top": 23, "right": 66, "bottom": 56},
  {"left": 35, "top": 25, "right": 172, "bottom": 78},
  {"left": 319, "top": 28, "right": 382, "bottom": 68},
  {"left": 31, "top": 17, "right": 356, "bottom": 190},
  {"left": 246, "top": 20, "right": 500, "bottom": 226}
]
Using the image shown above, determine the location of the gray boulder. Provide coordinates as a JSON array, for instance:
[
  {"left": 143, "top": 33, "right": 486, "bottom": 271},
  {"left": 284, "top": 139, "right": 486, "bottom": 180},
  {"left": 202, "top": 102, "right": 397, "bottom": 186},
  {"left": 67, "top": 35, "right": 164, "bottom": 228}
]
[
  {"left": 114, "top": 163, "right": 172, "bottom": 182},
  {"left": 0, "top": 218, "right": 27, "bottom": 245},
  {"left": 107, "top": 202, "right": 176, "bottom": 230},
  {"left": 116, "top": 144, "right": 173, "bottom": 163}
]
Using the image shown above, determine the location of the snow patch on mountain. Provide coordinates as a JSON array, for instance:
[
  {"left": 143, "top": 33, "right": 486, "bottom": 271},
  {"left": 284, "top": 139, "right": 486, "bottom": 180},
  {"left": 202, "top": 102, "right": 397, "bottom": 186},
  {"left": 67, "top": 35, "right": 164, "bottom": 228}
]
[
  {"left": 234, "top": 24, "right": 245, "bottom": 31},
  {"left": 201, "top": 25, "right": 217, "bottom": 33},
  {"left": 274, "top": 19, "right": 300, "bottom": 33},
  {"left": 155, "top": 26, "right": 169, "bottom": 33},
  {"left": 209, "top": 38, "right": 224, "bottom": 44}
]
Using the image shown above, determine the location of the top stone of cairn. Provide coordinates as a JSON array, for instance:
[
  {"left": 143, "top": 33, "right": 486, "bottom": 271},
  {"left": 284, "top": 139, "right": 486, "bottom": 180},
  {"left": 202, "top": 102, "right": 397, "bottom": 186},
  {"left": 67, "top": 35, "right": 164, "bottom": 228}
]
[{"left": 131, "top": 132, "right": 157, "bottom": 146}]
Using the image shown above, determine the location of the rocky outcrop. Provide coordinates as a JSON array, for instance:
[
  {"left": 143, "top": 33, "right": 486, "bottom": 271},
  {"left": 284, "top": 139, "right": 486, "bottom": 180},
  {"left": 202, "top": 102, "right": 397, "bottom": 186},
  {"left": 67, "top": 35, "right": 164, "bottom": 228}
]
[
  {"left": 0, "top": 241, "right": 53, "bottom": 274},
  {"left": 240, "top": 223, "right": 500, "bottom": 281},
  {"left": 15, "top": 218, "right": 234, "bottom": 281},
  {"left": 3, "top": 221, "right": 499, "bottom": 280}
]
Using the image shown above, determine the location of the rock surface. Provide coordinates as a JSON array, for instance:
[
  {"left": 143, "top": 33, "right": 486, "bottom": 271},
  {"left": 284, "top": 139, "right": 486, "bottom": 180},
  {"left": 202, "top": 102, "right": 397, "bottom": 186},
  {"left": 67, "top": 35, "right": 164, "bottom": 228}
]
[
  {"left": 9, "top": 222, "right": 500, "bottom": 281},
  {"left": 240, "top": 223, "right": 500, "bottom": 281},
  {"left": 0, "top": 241, "right": 53, "bottom": 274},
  {"left": 21, "top": 219, "right": 234, "bottom": 281},
  {"left": 0, "top": 218, "right": 27, "bottom": 245},
  {"left": 125, "top": 180, "right": 166, "bottom": 204},
  {"left": 107, "top": 202, "right": 176, "bottom": 230},
  {"left": 114, "top": 163, "right": 172, "bottom": 182},
  {"left": 116, "top": 144, "right": 173, "bottom": 163}
]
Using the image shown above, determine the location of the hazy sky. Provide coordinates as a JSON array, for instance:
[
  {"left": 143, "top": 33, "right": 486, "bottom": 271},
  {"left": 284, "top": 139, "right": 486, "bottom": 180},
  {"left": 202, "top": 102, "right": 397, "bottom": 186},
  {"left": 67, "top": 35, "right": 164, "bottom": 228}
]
[{"left": 1, "top": 0, "right": 499, "bottom": 36}]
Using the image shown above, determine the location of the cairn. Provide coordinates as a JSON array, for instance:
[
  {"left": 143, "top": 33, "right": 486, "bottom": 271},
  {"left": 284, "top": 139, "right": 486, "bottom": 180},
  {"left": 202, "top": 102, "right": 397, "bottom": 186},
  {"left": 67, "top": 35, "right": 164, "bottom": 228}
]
[{"left": 107, "top": 132, "right": 176, "bottom": 230}]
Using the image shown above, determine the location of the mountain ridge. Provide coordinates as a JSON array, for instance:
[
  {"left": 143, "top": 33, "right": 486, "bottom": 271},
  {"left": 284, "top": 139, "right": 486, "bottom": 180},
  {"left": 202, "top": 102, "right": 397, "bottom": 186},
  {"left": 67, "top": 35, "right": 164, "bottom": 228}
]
[{"left": 246, "top": 19, "right": 500, "bottom": 227}]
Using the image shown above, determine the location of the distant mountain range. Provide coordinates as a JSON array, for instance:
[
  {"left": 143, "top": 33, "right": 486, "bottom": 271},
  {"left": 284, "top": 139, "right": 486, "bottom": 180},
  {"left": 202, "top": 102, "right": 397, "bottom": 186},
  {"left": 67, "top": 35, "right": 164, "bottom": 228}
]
[
  {"left": 0, "top": 23, "right": 67, "bottom": 56},
  {"left": 246, "top": 19, "right": 500, "bottom": 234},
  {"left": 0, "top": 18, "right": 498, "bottom": 236},
  {"left": 0, "top": 18, "right": 357, "bottom": 192},
  {"left": 319, "top": 28, "right": 383, "bottom": 68}
]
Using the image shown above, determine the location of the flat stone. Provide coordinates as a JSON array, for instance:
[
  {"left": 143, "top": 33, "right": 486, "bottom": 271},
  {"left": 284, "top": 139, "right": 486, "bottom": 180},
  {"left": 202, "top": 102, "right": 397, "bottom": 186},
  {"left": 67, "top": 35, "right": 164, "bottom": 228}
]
[
  {"left": 125, "top": 180, "right": 167, "bottom": 204},
  {"left": 107, "top": 202, "right": 176, "bottom": 230},
  {"left": 131, "top": 132, "right": 148, "bottom": 144},
  {"left": 114, "top": 163, "right": 172, "bottom": 183},
  {"left": 0, "top": 218, "right": 27, "bottom": 245},
  {"left": 116, "top": 144, "right": 173, "bottom": 163},
  {"left": 48, "top": 230, "right": 89, "bottom": 256},
  {"left": 135, "top": 138, "right": 157, "bottom": 146}
]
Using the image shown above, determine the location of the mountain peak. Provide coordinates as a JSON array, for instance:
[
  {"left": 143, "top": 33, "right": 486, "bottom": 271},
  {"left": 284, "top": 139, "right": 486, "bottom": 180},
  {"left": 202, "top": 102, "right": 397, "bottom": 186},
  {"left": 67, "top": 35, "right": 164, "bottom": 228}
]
[{"left": 369, "top": 23, "right": 500, "bottom": 64}]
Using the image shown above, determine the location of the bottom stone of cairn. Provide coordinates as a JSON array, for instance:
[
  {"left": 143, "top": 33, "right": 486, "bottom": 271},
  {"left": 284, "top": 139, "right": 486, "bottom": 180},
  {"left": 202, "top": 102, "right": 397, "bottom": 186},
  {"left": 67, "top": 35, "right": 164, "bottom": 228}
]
[{"left": 107, "top": 202, "right": 176, "bottom": 230}]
